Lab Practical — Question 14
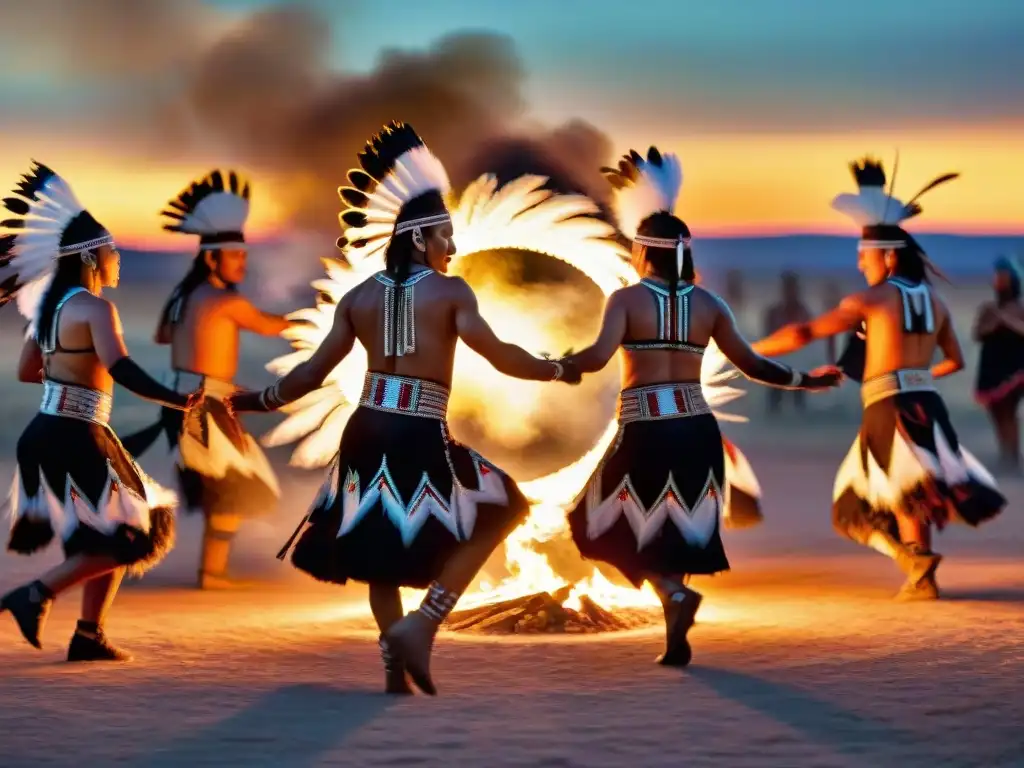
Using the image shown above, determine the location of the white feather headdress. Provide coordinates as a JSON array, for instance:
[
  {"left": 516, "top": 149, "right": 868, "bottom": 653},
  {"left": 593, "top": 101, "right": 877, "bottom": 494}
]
[
  {"left": 602, "top": 147, "right": 689, "bottom": 276},
  {"left": 831, "top": 156, "right": 959, "bottom": 248},
  {"left": 0, "top": 161, "right": 114, "bottom": 323},
  {"left": 336, "top": 121, "right": 451, "bottom": 265},
  {"left": 161, "top": 169, "right": 251, "bottom": 249}
]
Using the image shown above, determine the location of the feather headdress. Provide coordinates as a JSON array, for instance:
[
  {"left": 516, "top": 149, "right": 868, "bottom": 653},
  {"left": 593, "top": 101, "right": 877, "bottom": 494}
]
[
  {"left": 0, "top": 161, "right": 113, "bottom": 322},
  {"left": 831, "top": 155, "right": 959, "bottom": 250},
  {"left": 160, "top": 169, "right": 251, "bottom": 249},
  {"left": 336, "top": 121, "right": 451, "bottom": 265},
  {"left": 601, "top": 146, "right": 688, "bottom": 276}
]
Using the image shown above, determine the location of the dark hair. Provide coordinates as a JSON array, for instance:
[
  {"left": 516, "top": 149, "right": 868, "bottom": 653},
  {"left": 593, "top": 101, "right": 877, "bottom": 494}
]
[
  {"left": 157, "top": 249, "right": 236, "bottom": 329},
  {"left": 994, "top": 255, "right": 1022, "bottom": 302},
  {"left": 636, "top": 212, "right": 694, "bottom": 283},
  {"left": 889, "top": 233, "right": 928, "bottom": 284},
  {"left": 35, "top": 253, "right": 89, "bottom": 350},
  {"left": 381, "top": 191, "right": 449, "bottom": 358},
  {"left": 635, "top": 212, "right": 694, "bottom": 343}
]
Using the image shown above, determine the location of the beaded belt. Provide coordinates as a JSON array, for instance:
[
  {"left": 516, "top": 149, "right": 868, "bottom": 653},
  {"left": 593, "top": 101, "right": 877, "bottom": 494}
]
[
  {"left": 39, "top": 380, "right": 112, "bottom": 425},
  {"left": 862, "top": 368, "right": 935, "bottom": 408},
  {"left": 359, "top": 372, "right": 450, "bottom": 419},
  {"left": 617, "top": 382, "right": 710, "bottom": 424}
]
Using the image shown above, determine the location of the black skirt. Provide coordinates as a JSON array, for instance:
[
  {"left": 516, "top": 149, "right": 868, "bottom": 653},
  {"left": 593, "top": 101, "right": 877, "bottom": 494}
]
[
  {"left": 286, "top": 407, "right": 530, "bottom": 588},
  {"left": 121, "top": 372, "right": 279, "bottom": 519},
  {"left": 833, "top": 391, "right": 1005, "bottom": 541},
  {"left": 975, "top": 327, "right": 1024, "bottom": 408},
  {"left": 568, "top": 413, "right": 730, "bottom": 587},
  {"left": 8, "top": 413, "right": 176, "bottom": 576}
]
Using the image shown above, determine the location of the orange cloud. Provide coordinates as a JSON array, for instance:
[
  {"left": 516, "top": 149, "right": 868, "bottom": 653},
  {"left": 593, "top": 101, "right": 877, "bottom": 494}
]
[{"left": 0, "top": 136, "right": 289, "bottom": 251}]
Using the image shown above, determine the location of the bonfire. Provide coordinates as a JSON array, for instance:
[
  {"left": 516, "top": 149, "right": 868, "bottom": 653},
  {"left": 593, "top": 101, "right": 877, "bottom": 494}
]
[{"left": 262, "top": 175, "right": 745, "bottom": 634}]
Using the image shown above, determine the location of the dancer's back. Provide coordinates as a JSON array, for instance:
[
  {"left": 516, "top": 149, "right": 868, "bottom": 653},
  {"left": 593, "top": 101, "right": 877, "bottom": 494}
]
[
  {"left": 859, "top": 278, "right": 954, "bottom": 381},
  {"left": 343, "top": 267, "right": 548, "bottom": 387}
]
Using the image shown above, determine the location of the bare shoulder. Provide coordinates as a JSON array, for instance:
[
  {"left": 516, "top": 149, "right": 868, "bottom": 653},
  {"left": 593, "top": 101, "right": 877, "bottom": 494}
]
[
  {"left": 438, "top": 274, "right": 476, "bottom": 304},
  {"left": 692, "top": 285, "right": 729, "bottom": 316},
  {"left": 76, "top": 291, "right": 116, "bottom": 318},
  {"left": 843, "top": 286, "right": 878, "bottom": 310}
]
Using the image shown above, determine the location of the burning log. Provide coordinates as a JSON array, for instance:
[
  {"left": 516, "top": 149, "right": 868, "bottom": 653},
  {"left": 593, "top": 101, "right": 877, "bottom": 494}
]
[{"left": 445, "top": 586, "right": 656, "bottom": 635}]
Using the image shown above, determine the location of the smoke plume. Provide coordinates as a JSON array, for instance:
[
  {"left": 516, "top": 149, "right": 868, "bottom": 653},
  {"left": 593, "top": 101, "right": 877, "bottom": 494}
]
[{"left": 0, "top": 2, "right": 614, "bottom": 235}]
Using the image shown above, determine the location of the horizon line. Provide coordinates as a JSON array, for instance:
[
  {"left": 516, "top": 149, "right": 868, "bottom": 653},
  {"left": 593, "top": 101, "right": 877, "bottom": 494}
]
[{"left": 119, "top": 227, "right": 1024, "bottom": 253}]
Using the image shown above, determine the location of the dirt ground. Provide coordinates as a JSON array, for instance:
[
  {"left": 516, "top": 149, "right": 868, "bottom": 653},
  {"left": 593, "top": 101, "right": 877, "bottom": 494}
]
[{"left": 2, "top": 433, "right": 1022, "bottom": 768}]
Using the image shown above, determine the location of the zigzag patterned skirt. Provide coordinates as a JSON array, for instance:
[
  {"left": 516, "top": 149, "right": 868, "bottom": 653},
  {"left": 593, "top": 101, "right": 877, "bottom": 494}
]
[
  {"left": 284, "top": 374, "right": 529, "bottom": 588},
  {"left": 5, "top": 382, "right": 177, "bottom": 577},
  {"left": 568, "top": 382, "right": 730, "bottom": 587},
  {"left": 833, "top": 372, "right": 1006, "bottom": 541}
]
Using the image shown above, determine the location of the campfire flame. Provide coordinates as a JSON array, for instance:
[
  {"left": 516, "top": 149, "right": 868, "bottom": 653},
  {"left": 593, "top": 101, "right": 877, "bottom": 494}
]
[{"left": 262, "top": 174, "right": 746, "bottom": 617}]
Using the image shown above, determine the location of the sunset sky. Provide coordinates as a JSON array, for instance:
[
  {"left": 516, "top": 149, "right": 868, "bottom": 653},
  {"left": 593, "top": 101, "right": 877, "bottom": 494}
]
[{"left": 0, "top": 0, "right": 1021, "bottom": 248}]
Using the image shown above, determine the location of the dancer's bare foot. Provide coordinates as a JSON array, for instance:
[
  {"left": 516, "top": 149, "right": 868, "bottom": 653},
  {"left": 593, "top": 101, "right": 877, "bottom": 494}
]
[{"left": 385, "top": 612, "right": 438, "bottom": 695}]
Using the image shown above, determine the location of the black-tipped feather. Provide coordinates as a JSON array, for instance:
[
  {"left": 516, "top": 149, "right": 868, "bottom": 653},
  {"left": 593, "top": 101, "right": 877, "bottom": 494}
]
[
  {"left": 2, "top": 197, "right": 30, "bottom": 215},
  {"left": 347, "top": 169, "right": 374, "bottom": 191},
  {"left": 1, "top": 218, "right": 25, "bottom": 229},
  {"left": 338, "top": 187, "right": 368, "bottom": 207},
  {"left": 160, "top": 168, "right": 250, "bottom": 228},
  {"left": 647, "top": 146, "right": 663, "bottom": 165},
  {"left": 357, "top": 122, "right": 426, "bottom": 182},
  {"left": 341, "top": 211, "right": 368, "bottom": 228},
  {"left": 906, "top": 172, "right": 959, "bottom": 205},
  {"left": 0, "top": 233, "right": 15, "bottom": 255},
  {"left": 849, "top": 157, "right": 886, "bottom": 188},
  {"left": 13, "top": 161, "right": 57, "bottom": 202},
  {"left": 335, "top": 236, "right": 348, "bottom": 251}
]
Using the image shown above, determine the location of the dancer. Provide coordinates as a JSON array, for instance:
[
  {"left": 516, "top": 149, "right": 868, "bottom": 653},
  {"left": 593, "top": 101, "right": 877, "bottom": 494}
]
[
  {"left": 973, "top": 255, "right": 1024, "bottom": 471},
  {"left": 0, "top": 162, "right": 199, "bottom": 660},
  {"left": 755, "top": 157, "right": 1005, "bottom": 599},
  {"left": 225, "top": 122, "right": 580, "bottom": 694},
  {"left": 122, "top": 170, "right": 286, "bottom": 589},
  {"left": 563, "top": 147, "right": 840, "bottom": 666}
]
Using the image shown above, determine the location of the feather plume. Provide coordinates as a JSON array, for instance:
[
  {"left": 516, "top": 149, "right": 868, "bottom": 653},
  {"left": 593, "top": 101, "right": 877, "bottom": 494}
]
[
  {"left": 0, "top": 162, "right": 94, "bottom": 318},
  {"left": 161, "top": 168, "right": 251, "bottom": 237},
  {"left": 604, "top": 146, "right": 683, "bottom": 238},
  {"left": 336, "top": 122, "right": 451, "bottom": 265}
]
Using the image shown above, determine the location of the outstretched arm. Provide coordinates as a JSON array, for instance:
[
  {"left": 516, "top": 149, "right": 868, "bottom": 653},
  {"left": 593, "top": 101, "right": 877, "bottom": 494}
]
[
  {"left": 226, "top": 295, "right": 291, "bottom": 337},
  {"left": 567, "top": 292, "right": 627, "bottom": 373},
  {"left": 712, "top": 298, "right": 840, "bottom": 390},
  {"left": 932, "top": 309, "right": 965, "bottom": 380},
  {"left": 753, "top": 296, "right": 864, "bottom": 357},
  {"left": 89, "top": 299, "right": 194, "bottom": 409},
  {"left": 454, "top": 279, "right": 575, "bottom": 382},
  {"left": 228, "top": 298, "right": 356, "bottom": 413},
  {"left": 17, "top": 338, "right": 43, "bottom": 383}
]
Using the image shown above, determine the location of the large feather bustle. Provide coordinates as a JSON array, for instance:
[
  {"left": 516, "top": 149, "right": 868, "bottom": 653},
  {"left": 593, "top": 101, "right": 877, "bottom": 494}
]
[
  {"left": 831, "top": 155, "right": 959, "bottom": 228},
  {"left": 336, "top": 122, "right": 451, "bottom": 264},
  {"left": 160, "top": 169, "right": 251, "bottom": 235},
  {"left": 601, "top": 146, "right": 683, "bottom": 238},
  {"left": 0, "top": 161, "right": 86, "bottom": 317}
]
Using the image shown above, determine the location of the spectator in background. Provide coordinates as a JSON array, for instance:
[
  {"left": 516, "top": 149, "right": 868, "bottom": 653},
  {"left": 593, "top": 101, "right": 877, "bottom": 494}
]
[
  {"left": 763, "top": 271, "right": 812, "bottom": 413},
  {"left": 973, "top": 255, "right": 1024, "bottom": 471}
]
